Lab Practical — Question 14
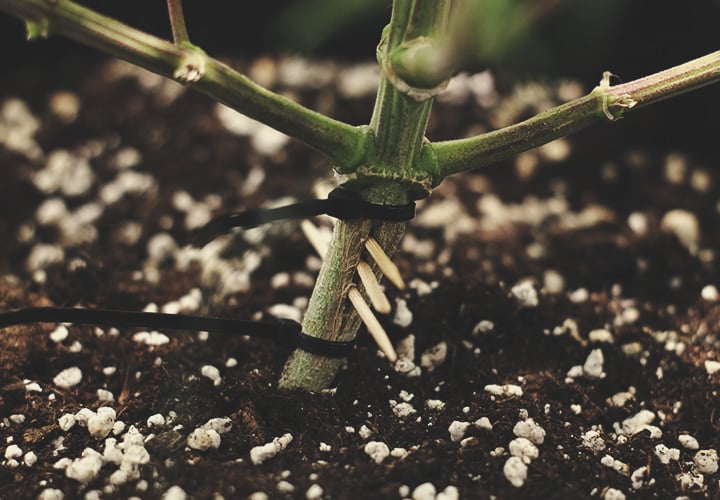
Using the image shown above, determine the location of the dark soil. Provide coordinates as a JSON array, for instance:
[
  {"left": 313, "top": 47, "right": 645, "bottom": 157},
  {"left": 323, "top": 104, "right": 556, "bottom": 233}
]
[{"left": 1, "top": 54, "right": 720, "bottom": 500}]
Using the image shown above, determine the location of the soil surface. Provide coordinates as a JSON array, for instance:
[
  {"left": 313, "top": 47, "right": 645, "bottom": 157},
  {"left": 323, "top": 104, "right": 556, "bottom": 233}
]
[{"left": 1, "top": 54, "right": 720, "bottom": 500}]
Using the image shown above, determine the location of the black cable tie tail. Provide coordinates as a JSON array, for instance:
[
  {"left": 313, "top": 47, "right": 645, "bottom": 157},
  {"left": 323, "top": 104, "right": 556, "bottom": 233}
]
[
  {"left": 0, "top": 307, "right": 355, "bottom": 358},
  {"left": 189, "top": 187, "right": 415, "bottom": 246}
]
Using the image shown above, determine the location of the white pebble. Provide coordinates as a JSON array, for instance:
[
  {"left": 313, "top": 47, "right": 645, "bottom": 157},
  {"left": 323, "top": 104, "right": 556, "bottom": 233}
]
[
  {"left": 503, "top": 456, "right": 528, "bottom": 487},
  {"left": 53, "top": 367, "right": 82, "bottom": 388},
  {"left": 202, "top": 417, "right": 233, "bottom": 434},
  {"left": 364, "top": 441, "right": 390, "bottom": 464},
  {"left": 4, "top": 444, "right": 22, "bottom": 460},
  {"left": 616, "top": 409, "right": 655, "bottom": 436}
]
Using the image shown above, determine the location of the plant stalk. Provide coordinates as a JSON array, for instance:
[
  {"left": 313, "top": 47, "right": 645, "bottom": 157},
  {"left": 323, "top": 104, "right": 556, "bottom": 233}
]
[
  {"left": 0, "top": 0, "right": 368, "bottom": 168},
  {"left": 166, "top": 0, "right": 190, "bottom": 45},
  {"left": 278, "top": 0, "right": 451, "bottom": 391},
  {"left": 431, "top": 50, "right": 720, "bottom": 179}
]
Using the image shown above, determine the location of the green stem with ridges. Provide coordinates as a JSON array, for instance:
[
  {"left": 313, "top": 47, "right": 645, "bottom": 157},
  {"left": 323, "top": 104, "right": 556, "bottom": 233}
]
[{"left": 0, "top": 0, "right": 367, "bottom": 168}]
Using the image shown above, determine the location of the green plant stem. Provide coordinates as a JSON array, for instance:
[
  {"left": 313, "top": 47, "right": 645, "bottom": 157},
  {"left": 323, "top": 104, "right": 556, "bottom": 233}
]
[
  {"left": 431, "top": 50, "right": 720, "bottom": 179},
  {"left": 278, "top": 0, "right": 450, "bottom": 391},
  {"left": 0, "top": 0, "right": 367, "bottom": 168},
  {"left": 166, "top": 0, "right": 190, "bottom": 45}
]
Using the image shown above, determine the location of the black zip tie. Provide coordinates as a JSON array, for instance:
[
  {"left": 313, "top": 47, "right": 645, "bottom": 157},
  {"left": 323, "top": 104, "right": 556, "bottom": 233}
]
[
  {"left": 191, "top": 186, "right": 416, "bottom": 245},
  {"left": 0, "top": 307, "right": 355, "bottom": 358}
]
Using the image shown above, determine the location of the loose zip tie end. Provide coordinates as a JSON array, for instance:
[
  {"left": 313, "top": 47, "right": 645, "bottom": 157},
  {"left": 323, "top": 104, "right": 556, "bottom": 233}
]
[
  {"left": 190, "top": 187, "right": 416, "bottom": 246},
  {"left": 0, "top": 307, "right": 356, "bottom": 358}
]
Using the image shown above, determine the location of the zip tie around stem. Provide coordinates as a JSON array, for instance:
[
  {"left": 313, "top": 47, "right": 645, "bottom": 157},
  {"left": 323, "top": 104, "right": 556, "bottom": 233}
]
[
  {"left": 190, "top": 186, "right": 416, "bottom": 245},
  {"left": 0, "top": 307, "right": 356, "bottom": 358}
]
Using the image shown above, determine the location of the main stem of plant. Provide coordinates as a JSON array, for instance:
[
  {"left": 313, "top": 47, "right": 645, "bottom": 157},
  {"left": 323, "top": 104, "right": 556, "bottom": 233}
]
[{"left": 278, "top": 0, "right": 451, "bottom": 391}]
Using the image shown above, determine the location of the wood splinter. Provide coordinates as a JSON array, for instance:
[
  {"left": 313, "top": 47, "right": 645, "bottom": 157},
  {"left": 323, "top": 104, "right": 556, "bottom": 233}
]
[
  {"left": 347, "top": 286, "right": 398, "bottom": 363},
  {"left": 364, "top": 237, "right": 406, "bottom": 290}
]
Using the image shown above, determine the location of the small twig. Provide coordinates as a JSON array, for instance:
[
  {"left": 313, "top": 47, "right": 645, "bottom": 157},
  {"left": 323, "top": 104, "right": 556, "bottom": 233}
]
[
  {"left": 365, "top": 237, "right": 406, "bottom": 290},
  {"left": 347, "top": 286, "right": 397, "bottom": 362},
  {"left": 356, "top": 261, "right": 392, "bottom": 314},
  {"left": 166, "top": 0, "right": 190, "bottom": 46}
]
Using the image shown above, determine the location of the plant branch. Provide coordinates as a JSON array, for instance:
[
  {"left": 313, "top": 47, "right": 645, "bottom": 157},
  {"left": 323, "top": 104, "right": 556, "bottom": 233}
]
[
  {"left": 0, "top": 0, "right": 367, "bottom": 168},
  {"left": 431, "top": 50, "right": 720, "bottom": 180},
  {"left": 166, "top": 0, "right": 190, "bottom": 45}
]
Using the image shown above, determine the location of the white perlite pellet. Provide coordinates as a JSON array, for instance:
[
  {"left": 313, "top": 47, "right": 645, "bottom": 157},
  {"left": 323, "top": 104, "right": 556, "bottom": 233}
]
[
  {"left": 305, "top": 484, "right": 324, "bottom": 500},
  {"left": 679, "top": 434, "right": 700, "bottom": 450},
  {"left": 161, "top": 485, "right": 188, "bottom": 500},
  {"left": 411, "top": 482, "right": 436, "bottom": 500},
  {"left": 87, "top": 407, "right": 116, "bottom": 439},
  {"left": 510, "top": 280, "right": 539, "bottom": 308},
  {"left": 202, "top": 417, "right": 233, "bottom": 435},
  {"left": 53, "top": 367, "right": 82, "bottom": 388},
  {"left": 49, "top": 325, "right": 69, "bottom": 343},
  {"left": 364, "top": 441, "right": 390, "bottom": 464},
  {"left": 705, "top": 360, "right": 720, "bottom": 375},
  {"left": 187, "top": 428, "right": 221, "bottom": 451},
  {"left": 701, "top": 284, "right": 719, "bottom": 301},
  {"left": 250, "top": 433, "right": 293, "bottom": 465},
  {"left": 513, "top": 418, "right": 546, "bottom": 445},
  {"left": 654, "top": 444, "right": 680, "bottom": 464},
  {"left": 509, "top": 437, "right": 539, "bottom": 464},
  {"left": 66, "top": 448, "right": 103, "bottom": 483},
  {"left": 615, "top": 409, "right": 655, "bottom": 436},
  {"left": 147, "top": 413, "right": 166, "bottom": 427},
  {"left": 485, "top": 384, "right": 523, "bottom": 398},
  {"left": 582, "top": 349, "right": 606, "bottom": 379},
  {"left": 660, "top": 209, "right": 700, "bottom": 252},
  {"left": 603, "top": 487, "right": 626, "bottom": 500},
  {"left": 37, "top": 488, "right": 64, "bottom": 500},
  {"left": 503, "top": 456, "right": 528, "bottom": 487},
  {"left": 448, "top": 421, "right": 471, "bottom": 443},
  {"left": 693, "top": 449, "right": 719, "bottom": 474},
  {"left": 581, "top": 430, "right": 606, "bottom": 453},
  {"left": 600, "top": 455, "right": 630, "bottom": 475},
  {"left": 391, "top": 401, "right": 417, "bottom": 418},
  {"left": 393, "top": 298, "right": 413, "bottom": 327},
  {"left": 132, "top": 330, "right": 170, "bottom": 346},
  {"left": 420, "top": 342, "right": 447, "bottom": 371},
  {"left": 200, "top": 365, "right": 222, "bottom": 386}
]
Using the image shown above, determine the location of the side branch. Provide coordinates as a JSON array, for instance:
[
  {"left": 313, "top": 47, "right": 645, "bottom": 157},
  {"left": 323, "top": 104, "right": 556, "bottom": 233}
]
[
  {"left": 0, "top": 0, "right": 367, "bottom": 167},
  {"left": 431, "top": 50, "right": 720, "bottom": 179}
]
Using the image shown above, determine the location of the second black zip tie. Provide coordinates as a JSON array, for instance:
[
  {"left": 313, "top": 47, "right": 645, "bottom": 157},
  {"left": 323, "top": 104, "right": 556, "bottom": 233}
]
[
  {"left": 0, "top": 307, "right": 356, "bottom": 358},
  {"left": 191, "top": 186, "right": 416, "bottom": 245}
]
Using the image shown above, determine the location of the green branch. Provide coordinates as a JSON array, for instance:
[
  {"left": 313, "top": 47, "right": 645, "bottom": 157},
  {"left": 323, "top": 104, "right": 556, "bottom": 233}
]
[
  {"left": 431, "top": 50, "right": 720, "bottom": 180},
  {"left": 0, "top": 0, "right": 368, "bottom": 168}
]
